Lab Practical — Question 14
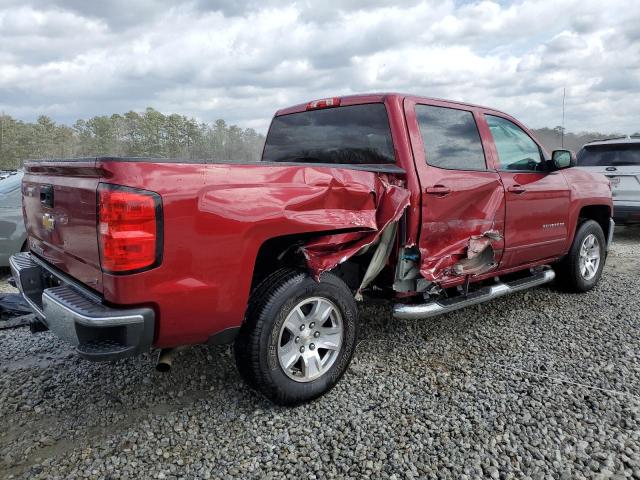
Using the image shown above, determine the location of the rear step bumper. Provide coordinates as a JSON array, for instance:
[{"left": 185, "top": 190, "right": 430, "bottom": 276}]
[
  {"left": 393, "top": 269, "right": 555, "bottom": 320},
  {"left": 9, "top": 252, "right": 154, "bottom": 361}
]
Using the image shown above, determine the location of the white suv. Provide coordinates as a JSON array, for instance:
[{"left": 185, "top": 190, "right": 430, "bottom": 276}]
[{"left": 577, "top": 135, "right": 640, "bottom": 225}]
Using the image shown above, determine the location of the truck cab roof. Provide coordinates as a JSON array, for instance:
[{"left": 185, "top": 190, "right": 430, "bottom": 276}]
[{"left": 275, "top": 92, "right": 511, "bottom": 118}]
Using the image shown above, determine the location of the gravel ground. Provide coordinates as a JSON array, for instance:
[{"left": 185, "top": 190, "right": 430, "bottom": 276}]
[{"left": 1, "top": 226, "right": 639, "bottom": 479}]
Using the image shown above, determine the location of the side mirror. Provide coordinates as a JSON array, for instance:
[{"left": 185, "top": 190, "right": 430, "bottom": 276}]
[{"left": 551, "top": 149, "right": 576, "bottom": 170}]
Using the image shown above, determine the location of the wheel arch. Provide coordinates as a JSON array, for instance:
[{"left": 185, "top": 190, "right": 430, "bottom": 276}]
[
  {"left": 249, "top": 231, "right": 364, "bottom": 296},
  {"left": 577, "top": 204, "right": 612, "bottom": 241},
  {"left": 565, "top": 203, "right": 612, "bottom": 253}
]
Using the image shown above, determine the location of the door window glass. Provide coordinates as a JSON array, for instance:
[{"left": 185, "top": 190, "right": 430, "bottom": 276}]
[
  {"left": 416, "top": 105, "right": 486, "bottom": 170},
  {"left": 486, "top": 115, "right": 544, "bottom": 171}
]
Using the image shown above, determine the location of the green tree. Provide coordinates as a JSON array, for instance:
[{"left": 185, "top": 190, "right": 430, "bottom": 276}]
[{"left": 0, "top": 108, "right": 267, "bottom": 169}]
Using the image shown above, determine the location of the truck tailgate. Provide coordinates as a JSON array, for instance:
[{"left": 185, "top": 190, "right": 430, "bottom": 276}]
[{"left": 23, "top": 160, "right": 103, "bottom": 293}]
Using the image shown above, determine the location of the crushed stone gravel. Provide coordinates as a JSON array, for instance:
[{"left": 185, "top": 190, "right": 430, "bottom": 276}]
[{"left": 0, "top": 226, "right": 639, "bottom": 479}]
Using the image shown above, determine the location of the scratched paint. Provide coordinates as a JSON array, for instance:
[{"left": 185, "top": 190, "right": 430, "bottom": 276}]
[{"left": 418, "top": 179, "right": 506, "bottom": 282}]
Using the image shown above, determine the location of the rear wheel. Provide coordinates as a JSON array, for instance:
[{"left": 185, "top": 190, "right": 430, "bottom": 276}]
[
  {"left": 234, "top": 268, "right": 358, "bottom": 406},
  {"left": 554, "top": 220, "right": 606, "bottom": 292}
]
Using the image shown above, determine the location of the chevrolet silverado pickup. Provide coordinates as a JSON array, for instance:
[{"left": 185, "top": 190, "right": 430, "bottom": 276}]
[{"left": 11, "top": 93, "right": 613, "bottom": 405}]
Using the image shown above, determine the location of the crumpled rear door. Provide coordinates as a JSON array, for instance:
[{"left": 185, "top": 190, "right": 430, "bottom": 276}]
[{"left": 403, "top": 98, "right": 506, "bottom": 283}]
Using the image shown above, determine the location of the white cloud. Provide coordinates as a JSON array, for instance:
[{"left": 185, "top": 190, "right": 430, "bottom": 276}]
[{"left": 0, "top": 0, "right": 638, "bottom": 133}]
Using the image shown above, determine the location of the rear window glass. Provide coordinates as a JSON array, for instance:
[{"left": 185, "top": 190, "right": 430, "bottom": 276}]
[
  {"left": 262, "top": 104, "right": 395, "bottom": 165},
  {"left": 577, "top": 144, "right": 640, "bottom": 167}
]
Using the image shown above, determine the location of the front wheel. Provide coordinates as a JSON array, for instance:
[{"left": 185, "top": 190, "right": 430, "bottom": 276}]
[
  {"left": 554, "top": 219, "right": 606, "bottom": 292},
  {"left": 234, "top": 268, "right": 358, "bottom": 406}
]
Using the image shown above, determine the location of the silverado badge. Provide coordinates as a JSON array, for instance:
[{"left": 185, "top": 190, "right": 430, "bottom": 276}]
[{"left": 42, "top": 213, "right": 55, "bottom": 232}]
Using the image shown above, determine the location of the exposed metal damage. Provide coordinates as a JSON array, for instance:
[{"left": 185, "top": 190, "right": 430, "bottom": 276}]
[
  {"left": 418, "top": 179, "right": 505, "bottom": 283},
  {"left": 302, "top": 175, "right": 410, "bottom": 280},
  {"left": 301, "top": 172, "right": 504, "bottom": 297},
  {"left": 453, "top": 230, "right": 502, "bottom": 276}
]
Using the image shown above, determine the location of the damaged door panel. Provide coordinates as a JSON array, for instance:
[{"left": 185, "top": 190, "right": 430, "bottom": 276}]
[
  {"left": 418, "top": 178, "right": 505, "bottom": 282},
  {"left": 452, "top": 230, "right": 502, "bottom": 276},
  {"left": 404, "top": 99, "right": 507, "bottom": 284},
  {"left": 482, "top": 113, "right": 572, "bottom": 268}
]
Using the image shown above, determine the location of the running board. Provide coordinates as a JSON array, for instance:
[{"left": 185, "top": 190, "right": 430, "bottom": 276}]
[{"left": 393, "top": 269, "right": 555, "bottom": 320}]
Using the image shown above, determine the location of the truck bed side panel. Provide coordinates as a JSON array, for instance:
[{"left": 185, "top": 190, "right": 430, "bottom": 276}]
[{"left": 97, "top": 161, "right": 407, "bottom": 347}]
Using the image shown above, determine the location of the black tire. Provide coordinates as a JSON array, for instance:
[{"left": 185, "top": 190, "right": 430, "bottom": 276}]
[
  {"left": 234, "top": 268, "right": 358, "bottom": 406},
  {"left": 554, "top": 220, "right": 606, "bottom": 292}
]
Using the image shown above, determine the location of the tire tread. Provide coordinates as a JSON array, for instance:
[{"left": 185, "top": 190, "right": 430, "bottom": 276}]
[
  {"left": 235, "top": 268, "right": 357, "bottom": 405},
  {"left": 554, "top": 219, "right": 605, "bottom": 292}
]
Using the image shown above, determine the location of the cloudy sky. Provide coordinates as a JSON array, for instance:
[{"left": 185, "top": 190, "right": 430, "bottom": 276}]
[{"left": 0, "top": 0, "right": 638, "bottom": 133}]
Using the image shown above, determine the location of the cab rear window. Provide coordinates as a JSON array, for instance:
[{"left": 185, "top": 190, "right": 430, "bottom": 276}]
[
  {"left": 577, "top": 144, "right": 640, "bottom": 167},
  {"left": 262, "top": 104, "right": 395, "bottom": 165}
]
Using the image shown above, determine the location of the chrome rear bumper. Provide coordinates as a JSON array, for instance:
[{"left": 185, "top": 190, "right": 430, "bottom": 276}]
[{"left": 9, "top": 252, "right": 154, "bottom": 361}]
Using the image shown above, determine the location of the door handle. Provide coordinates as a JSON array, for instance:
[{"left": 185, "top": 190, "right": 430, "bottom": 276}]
[
  {"left": 507, "top": 185, "right": 526, "bottom": 194},
  {"left": 425, "top": 185, "right": 451, "bottom": 195}
]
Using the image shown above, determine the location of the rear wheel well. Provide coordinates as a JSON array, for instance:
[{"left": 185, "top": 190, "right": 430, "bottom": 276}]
[
  {"left": 250, "top": 233, "right": 365, "bottom": 294},
  {"left": 250, "top": 234, "right": 308, "bottom": 292},
  {"left": 577, "top": 205, "right": 611, "bottom": 240}
]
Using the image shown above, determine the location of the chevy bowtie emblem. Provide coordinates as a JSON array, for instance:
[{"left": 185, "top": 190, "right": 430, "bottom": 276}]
[{"left": 42, "top": 213, "right": 56, "bottom": 232}]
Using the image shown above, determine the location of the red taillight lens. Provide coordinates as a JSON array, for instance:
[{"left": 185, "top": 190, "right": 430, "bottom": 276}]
[
  {"left": 306, "top": 97, "right": 341, "bottom": 110},
  {"left": 98, "top": 184, "right": 162, "bottom": 273}
]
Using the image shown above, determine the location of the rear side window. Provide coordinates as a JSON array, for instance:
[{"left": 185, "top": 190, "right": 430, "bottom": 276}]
[
  {"left": 486, "top": 115, "right": 544, "bottom": 171},
  {"left": 262, "top": 104, "right": 395, "bottom": 165},
  {"left": 577, "top": 144, "right": 640, "bottom": 167},
  {"left": 416, "top": 105, "right": 486, "bottom": 170}
]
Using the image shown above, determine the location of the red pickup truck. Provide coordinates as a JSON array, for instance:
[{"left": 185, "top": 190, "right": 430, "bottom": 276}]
[{"left": 11, "top": 93, "right": 613, "bottom": 405}]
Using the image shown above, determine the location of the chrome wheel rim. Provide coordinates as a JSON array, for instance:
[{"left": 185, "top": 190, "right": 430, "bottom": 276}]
[
  {"left": 277, "top": 297, "right": 343, "bottom": 383},
  {"left": 579, "top": 233, "right": 600, "bottom": 280}
]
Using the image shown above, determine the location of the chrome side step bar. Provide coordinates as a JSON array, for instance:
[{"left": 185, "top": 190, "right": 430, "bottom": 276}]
[{"left": 393, "top": 269, "right": 555, "bottom": 320}]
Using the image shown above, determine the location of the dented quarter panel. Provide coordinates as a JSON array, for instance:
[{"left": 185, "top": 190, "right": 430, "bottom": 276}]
[
  {"left": 303, "top": 176, "right": 411, "bottom": 277},
  {"left": 96, "top": 160, "right": 406, "bottom": 346}
]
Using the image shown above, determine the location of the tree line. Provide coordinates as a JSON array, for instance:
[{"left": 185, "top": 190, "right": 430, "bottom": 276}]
[
  {"left": 0, "top": 108, "right": 265, "bottom": 170},
  {"left": 0, "top": 109, "right": 636, "bottom": 171}
]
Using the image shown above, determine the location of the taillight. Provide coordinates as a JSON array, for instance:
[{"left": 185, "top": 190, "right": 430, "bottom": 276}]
[
  {"left": 98, "top": 184, "right": 162, "bottom": 273},
  {"left": 306, "top": 97, "right": 341, "bottom": 110}
]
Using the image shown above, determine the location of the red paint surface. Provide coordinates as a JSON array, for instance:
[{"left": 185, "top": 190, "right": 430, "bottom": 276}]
[
  {"left": 23, "top": 161, "right": 103, "bottom": 292},
  {"left": 22, "top": 93, "right": 613, "bottom": 348},
  {"left": 303, "top": 175, "right": 410, "bottom": 277}
]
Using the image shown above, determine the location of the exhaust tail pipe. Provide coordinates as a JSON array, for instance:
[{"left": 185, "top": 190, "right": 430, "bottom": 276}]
[{"left": 156, "top": 347, "right": 184, "bottom": 372}]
